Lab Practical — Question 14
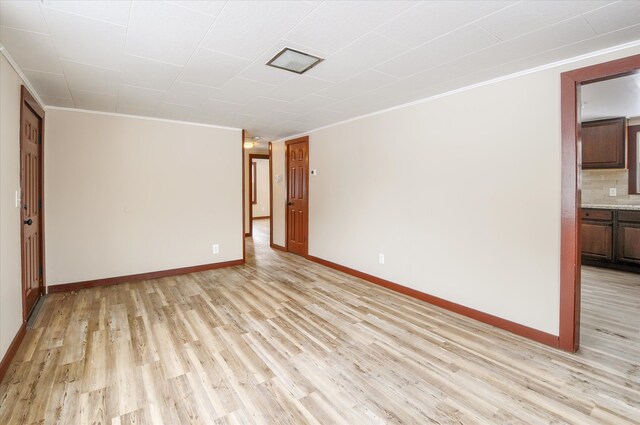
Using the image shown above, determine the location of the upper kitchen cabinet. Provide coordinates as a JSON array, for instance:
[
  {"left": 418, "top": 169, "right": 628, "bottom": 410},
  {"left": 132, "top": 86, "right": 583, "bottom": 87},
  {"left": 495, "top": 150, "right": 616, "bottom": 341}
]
[{"left": 581, "top": 117, "right": 626, "bottom": 169}]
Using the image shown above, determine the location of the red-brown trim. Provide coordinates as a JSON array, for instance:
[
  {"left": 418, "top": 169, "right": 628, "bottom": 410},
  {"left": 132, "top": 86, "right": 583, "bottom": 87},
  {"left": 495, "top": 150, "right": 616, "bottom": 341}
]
[
  {"left": 20, "top": 85, "right": 46, "bottom": 322},
  {"left": 560, "top": 53, "right": 640, "bottom": 352},
  {"left": 307, "top": 255, "right": 560, "bottom": 348},
  {"left": 248, "top": 153, "right": 270, "bottom": 237},
  {"left": 241, "top": 130, "right": 246, "bottom": 262},
  {"left": 285, "top": 136, "right": 309, "bottom": 255},
  {"left": 0, "top": 322, "right": 27, "bottom": 385},
  {"left": 253, "top": 216, "right": 270, "bottom": 220},
  {"left": 47, "top": 259, "right": 244, "bottom": 293},
  {"left": 629, "top": 125, "right": 640, "bottom": 195},
  {"left": 271, "top": 244, "right": 287, "bottom": 252}
]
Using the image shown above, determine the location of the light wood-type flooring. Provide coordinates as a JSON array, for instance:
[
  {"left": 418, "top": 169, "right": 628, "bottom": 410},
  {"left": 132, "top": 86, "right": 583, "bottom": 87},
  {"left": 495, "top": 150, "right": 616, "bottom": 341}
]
[{"left": 0, "top": 219, "right": 638, "bottom": 424}]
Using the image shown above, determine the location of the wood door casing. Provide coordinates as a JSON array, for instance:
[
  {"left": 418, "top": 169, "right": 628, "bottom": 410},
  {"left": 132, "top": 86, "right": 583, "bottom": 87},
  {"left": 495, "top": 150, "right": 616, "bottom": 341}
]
[
  {"left": 20, "top": 86, "right": 45, "bottom": 321},
  {"left": 285, "top": 137, "right": 309, "bottom": 256}
]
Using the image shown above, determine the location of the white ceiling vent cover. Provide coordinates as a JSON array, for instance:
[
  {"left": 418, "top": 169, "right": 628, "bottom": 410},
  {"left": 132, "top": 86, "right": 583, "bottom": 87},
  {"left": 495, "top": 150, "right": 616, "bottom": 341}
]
[{"left": 266, "top": 47, "right": 323, "bottom": 74}]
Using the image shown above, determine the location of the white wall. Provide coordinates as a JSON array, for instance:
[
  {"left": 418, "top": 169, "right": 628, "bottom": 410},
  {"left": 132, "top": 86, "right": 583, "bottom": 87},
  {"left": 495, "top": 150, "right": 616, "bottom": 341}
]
[
  {"left": 252, "top": 158, "right": 270, "bottom": 218},
  {"left": 0, "top": 54, "right": 26, "bottom": 359},
  {"left": 271, "top": 141, "right": 286, "bottom": 247},
  {"left": 45, "top": 110, "right": 242, "bottom": 285},
  {"left": 272, "top": 44, "right": 640, "bottom": 336}
]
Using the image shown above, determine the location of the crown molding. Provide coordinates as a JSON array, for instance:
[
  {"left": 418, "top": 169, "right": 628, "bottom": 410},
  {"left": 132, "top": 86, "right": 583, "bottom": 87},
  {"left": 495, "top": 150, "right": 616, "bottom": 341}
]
[
  {"left": 45, "top": 106, "right": 243, "bottom": 131},
  {"left": 0, "top": 43, "right": 46, "bottom": 108},
  {"left": 273, "top": 38, "right": 640, "bottom": 143}
]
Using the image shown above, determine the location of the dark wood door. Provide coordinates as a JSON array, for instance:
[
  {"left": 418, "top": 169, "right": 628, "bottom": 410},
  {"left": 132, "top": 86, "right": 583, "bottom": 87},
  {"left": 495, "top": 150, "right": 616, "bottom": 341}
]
[
  {"left": 617, "top": 222, "right": 640, "bottom": 265},
  {"left": 286, "top": 137, "right": 309, "bottom": 256},
  {"left": 21, "top": 89, "right": 45, "bottom": 320}
]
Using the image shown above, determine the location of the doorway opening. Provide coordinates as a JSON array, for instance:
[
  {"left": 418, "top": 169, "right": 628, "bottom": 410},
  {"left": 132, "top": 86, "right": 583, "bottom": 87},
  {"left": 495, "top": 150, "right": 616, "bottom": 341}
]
[
  {"left": 560, "top": 54, "right": 640, "bottom": 353},
  {"left": 20, "top": 86, "right": 45, "bottom": 322},
  {"left": 248, "top": 153, "right": 270, "bottom": 242}
]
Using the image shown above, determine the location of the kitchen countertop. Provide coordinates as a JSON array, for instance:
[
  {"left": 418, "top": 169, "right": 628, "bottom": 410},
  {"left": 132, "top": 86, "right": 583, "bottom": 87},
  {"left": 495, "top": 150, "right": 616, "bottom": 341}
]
[{"left": 582, "top": 204, "right": 640, "bottom": 211}]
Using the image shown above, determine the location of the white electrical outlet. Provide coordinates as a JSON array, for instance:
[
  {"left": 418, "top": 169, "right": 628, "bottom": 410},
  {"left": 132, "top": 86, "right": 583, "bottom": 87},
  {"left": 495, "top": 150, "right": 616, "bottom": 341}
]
[
  {"left": 609, "top": 188, "right": 617, "bottom": 196},
  {"left": 212, "top": 244, "right": 219, "bottom": 254},
  {"left": 378, "top": 253, "right": 385, "bottom": 265}
]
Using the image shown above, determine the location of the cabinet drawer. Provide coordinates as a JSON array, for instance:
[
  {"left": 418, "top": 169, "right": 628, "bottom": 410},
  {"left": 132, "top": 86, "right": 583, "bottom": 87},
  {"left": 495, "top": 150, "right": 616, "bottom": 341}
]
[
  {"left": 617, "top": 210, "right": 640, "bottom": 223},
  {"left": 581, "top": 209, "right": 613, "bottom": 221}
]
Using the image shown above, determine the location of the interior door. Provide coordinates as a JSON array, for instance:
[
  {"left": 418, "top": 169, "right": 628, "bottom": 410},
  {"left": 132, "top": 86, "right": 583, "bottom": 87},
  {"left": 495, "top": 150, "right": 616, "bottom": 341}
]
[
  {"left": 21, "top": 89, "right": 45, "bottom": 320},
  {"left": 286, "top": 137, "right": 309, "bottom": 256}
]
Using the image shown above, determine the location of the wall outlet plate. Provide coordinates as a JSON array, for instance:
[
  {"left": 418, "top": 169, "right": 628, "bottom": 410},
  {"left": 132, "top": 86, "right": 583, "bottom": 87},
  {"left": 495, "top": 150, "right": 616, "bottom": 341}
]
[
  {"left": 311, "top": 169, "right": 317, "bottom": 176},
  {"left": 378, "top": 253, "right": 385, "bottom": 265},
  {"left": 213, "top": 244, "right": 219, "bottom": 254},
  {"left": 609, "top": 188, "right": 617, "bottom": 196}
]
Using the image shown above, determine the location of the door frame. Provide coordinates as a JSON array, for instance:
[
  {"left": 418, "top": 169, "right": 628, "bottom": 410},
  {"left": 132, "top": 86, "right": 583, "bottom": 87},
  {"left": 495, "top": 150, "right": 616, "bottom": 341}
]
[
  {"left": 248, "top": 153, "right": 270, "bottom": 237},
  {"left": 559, "top": 53, "right": 640, "bottom": 352},
  {"left": 285, "top": 136, "right": 309, "bottom": 255},
  {"left": 19, "top": 85, "right": 46, "bottom": 320}
]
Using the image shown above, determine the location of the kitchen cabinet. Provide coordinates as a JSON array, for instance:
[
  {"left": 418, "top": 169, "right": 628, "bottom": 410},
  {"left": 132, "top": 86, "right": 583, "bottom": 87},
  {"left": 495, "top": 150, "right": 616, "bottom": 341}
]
[
  {"left": 581, "top": 208, "right": 640, "bottom": 272},
  {"left": 581, "top": 117, "right": 626, "bottom": 169}
]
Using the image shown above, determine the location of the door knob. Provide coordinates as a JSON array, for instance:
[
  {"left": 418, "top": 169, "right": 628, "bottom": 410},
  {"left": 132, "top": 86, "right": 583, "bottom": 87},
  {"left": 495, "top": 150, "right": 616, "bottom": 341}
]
[{"left": 24, "top": 218, "right": 33, "bottom": 225}]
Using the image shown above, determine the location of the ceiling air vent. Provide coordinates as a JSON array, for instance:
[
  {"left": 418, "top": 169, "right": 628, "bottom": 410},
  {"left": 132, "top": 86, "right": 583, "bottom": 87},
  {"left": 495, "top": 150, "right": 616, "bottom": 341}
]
[{"left": 266, "top": 47, "right": 323, "bottom": 74}]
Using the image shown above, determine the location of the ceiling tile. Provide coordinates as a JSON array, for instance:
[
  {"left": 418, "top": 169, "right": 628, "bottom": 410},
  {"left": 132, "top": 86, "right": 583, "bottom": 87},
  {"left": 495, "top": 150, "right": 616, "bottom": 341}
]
[
  {"left": 155, "top": 101, "right": 200, "bottom": 121},
  {"left": 200, "top": 98, "right": 244, "bottom": 116},
  {"left": 167, "top": 1, "right": 226, "bottom": 17},
  {"left": 283, "top": 1, "right": 416, "bottom": 54},
  {"left": 265, "top": 75, "right": 332, "bottom": 102},
  {"left": 60, "top": 59, "right": 120, "bottom": 94},
  {"left": 23, "top": 69, "right": 72, "bottom": 99},
  {"left": 376, "top": 1, "right": 513, "bottom": 48},
  {"left": 40, "top": 95, "right": 75, "bottom": 108},
  {"left": 308, "top": 32, "right": 410, "bottom": 82},
  {"left": 164, "top": 81, "right": 218, "bottom": 107},
  {"left": 583, "top": 0, "right": 640, "bottom": 35},
  {"left": 121, "top": 54, "right": 183, "bottom": 91},
  {"left": 42, "top": 1, "right": 132, "bottom": 26},
  {"left": 0, "top": 27, "right": 63, "bottom": 74},
  {"left": 201, "top": 1, "right": 315, "bottom": 61},
  {"left": 117, "top": 84, "right": 164, "bottom": 110},
  {"left": 242, "top": 97, "right": 290, "bottom": 116},
  {"left": 274, "top": 94, "right": 337, "bottom": 114},
  {"left": 476, "top": 1, "right": 613, "bottom": 41},
  {"left": 208, "top": 77, "right": 276, "bottom": 104},
  {"left": 42, "top": 7, "right": 127, "bottom": 70},
  {"left": 375, "top": 24, "right": 499, "bottom": 78},
  {"left": 126, "top": 1, "right": 216, "bottom": 66},
  {"left": 318, "top": 70, "right": 397, "bottom": 100},
  {"left": 71, "top": 89, "right": 117, "bottom": 112},
  {"left": 0, "top": 1, "right": 48, "bottom": 33},
  {"left": 179, "top": 48, "right": 251, "bottom": 88}
]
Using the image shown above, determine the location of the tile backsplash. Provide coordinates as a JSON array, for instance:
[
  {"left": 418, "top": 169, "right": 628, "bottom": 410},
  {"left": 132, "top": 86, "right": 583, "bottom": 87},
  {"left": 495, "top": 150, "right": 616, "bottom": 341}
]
[{"left": 582, "top": 169, "right": 640, "bottom": 205}]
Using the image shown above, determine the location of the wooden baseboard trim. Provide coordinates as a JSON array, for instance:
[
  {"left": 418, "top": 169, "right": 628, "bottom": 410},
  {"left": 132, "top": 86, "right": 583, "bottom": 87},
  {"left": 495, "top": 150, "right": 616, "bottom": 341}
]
[
  {"left": 271, "top": 244, "right": 287, "bottom": 252},
  {"left": 252, "top": 216, "right": 270, "bottom": 220},
  {"left": 0, "top": 322, "right": 27, "bottom": 384},
  {"left": 48, "top": 259, "right": 244, "bottom": 294},
  {"left": 306, "top": 255, "right": 560, "bottom": 348}
]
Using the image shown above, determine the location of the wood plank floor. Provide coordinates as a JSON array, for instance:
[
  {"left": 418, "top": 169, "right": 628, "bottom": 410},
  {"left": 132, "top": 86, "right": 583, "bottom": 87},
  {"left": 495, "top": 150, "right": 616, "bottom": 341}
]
[{"left": 0, "top": 219, "right": 638, "bottom": 424}]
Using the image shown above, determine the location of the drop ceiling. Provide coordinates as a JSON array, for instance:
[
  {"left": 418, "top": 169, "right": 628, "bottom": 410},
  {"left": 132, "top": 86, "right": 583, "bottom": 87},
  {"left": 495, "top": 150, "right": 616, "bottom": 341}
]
[{"left": 1, "top": 1, "right": 639, "bottom": 140}]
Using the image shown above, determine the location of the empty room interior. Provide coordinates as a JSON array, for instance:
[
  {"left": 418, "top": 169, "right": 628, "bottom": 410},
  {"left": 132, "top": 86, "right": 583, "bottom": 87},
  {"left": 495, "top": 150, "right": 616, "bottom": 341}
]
[{"left": 1, "top": 1, "right": 640, "bottom": 424}]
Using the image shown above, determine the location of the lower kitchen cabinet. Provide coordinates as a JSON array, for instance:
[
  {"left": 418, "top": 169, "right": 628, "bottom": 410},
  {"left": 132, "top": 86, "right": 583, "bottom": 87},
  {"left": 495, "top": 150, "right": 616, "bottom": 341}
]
[{"left": 581, "top": 208, "right": 640, "bottom": 272}]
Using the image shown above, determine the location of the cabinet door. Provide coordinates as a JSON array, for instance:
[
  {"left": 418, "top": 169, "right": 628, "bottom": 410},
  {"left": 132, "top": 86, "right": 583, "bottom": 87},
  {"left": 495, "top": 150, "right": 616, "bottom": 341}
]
[
  {"left": 581, "top": 221, "right": 613, "bottom": 261},
  {"left": 617, "top": 222, "right": 640, "bottom": 264},
  {"left": 582, "top": 117, "right": 625, "bottom": 169}
]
